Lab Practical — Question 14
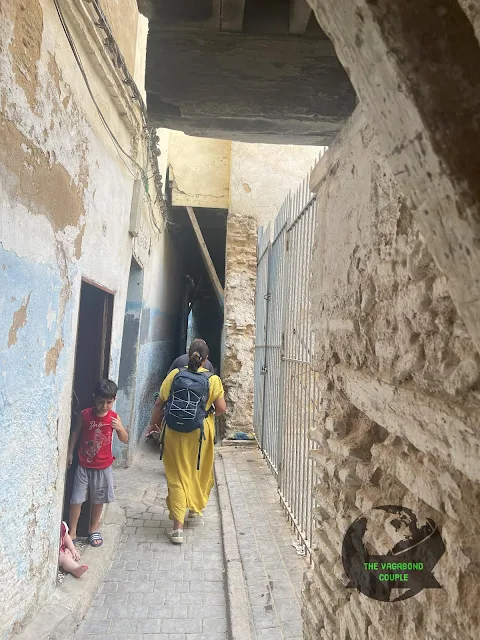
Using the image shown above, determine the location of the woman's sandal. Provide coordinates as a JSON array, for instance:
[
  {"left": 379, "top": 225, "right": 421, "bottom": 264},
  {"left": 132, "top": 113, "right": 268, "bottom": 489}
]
[{"left": 88, "top": 532, "right": 103, "bottom": 547}]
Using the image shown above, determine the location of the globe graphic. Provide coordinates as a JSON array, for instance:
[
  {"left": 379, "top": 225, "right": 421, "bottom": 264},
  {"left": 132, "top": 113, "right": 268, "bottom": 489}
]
[{"left": 342, "top": 505, "right": 444, "bottom": 602}]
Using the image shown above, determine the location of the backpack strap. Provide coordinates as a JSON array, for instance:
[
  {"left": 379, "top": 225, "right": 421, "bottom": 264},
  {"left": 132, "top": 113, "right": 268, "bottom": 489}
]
[{"left": 159, "top": 420, "right": 166, "bottom": 461}]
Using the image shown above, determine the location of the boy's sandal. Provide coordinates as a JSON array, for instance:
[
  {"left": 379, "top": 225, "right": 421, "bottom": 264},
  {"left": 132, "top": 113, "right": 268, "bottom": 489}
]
[
  {"left": 88, "top": 532, "right": 103, "bottom": 547},
  {"left": 71, "top": 538, "right": 78, "bottom": 545}
]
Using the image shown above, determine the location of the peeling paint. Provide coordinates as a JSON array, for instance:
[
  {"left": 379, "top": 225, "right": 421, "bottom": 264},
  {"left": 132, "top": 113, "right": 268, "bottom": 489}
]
[
  {"left": 7, "top": 292, "right": 31, "bottom": 347},
  {"left": 8, "top": 0, "right": 43, "bottom": 111},
  {"left": 0, "top": 114, "right": 86, "bottom": 236},
  {"left": 45, "top": 336, "right": 64, "bottom": 375}
]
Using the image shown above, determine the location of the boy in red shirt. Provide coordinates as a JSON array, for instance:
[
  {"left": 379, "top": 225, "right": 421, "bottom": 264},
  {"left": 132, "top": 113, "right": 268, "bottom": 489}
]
[{"left": 67, "top": 379, "right": 128, "bottom": 547}]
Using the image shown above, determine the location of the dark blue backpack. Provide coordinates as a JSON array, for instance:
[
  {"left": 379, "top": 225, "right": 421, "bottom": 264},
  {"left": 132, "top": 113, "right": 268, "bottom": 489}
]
[{"left": 160, "top": 368, "right": 214, "bottom": 470}]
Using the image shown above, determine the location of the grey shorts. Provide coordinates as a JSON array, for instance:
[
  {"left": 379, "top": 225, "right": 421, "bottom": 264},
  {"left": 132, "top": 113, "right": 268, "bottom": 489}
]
[{"left": 70, "top": 465, "right": 115, "bottom": 504}]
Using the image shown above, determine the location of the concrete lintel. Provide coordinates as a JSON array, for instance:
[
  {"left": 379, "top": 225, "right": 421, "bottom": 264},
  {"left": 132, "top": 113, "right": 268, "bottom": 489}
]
[{"left": 145, "top": 29, "right": 355, "bottom": 144}]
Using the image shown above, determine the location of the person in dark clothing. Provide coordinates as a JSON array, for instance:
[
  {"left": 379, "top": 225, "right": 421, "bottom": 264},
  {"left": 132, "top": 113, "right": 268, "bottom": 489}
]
[
  {"left": 167, "top": 338, "right": 214, "bottom": 374},
  {"left": 146, "top": 339, "right": 214, "bottom": 442}
]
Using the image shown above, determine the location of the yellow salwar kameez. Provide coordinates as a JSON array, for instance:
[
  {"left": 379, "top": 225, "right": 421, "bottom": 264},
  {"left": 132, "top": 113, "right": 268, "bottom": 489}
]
[{"left": 159, "top": 367, "right": 224, "bottom": 523}]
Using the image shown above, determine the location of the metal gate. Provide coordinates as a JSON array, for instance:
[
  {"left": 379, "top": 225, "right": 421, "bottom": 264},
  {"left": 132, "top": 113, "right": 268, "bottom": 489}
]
[{"left": 254, "top": 157, "right": 324, "bottom": 555}]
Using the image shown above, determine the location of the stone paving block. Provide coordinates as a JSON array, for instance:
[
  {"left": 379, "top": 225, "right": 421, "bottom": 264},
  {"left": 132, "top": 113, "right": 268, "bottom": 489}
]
[
  {"left": 273, "top": 598, "right": 302, "bottom": 623},
  {"left": 164, "top": 592, "right": 202, "bottom": 606},
  {"left": 150, "top": 569, "right": 184, "bottom": 581},
  {"left": 201, "top": 617, "right": 228, "bottom": 634},
  {"left": 85, "top": 606, "right": 109, "bottom": 621},
  {"left": 256, "top": 628, "right": 285, "bottom": 640},
  {"left": 108, "top": 604, "right": 149, "bottom": 620},
  {"left": 121, "top": 581, "right": 155, "bottom": 594},
  {"left": 142, "top": 591, "right": 168, "bottom": 606},
  {"left": 188, "top": 604, "right": 226, "bottom": 619},
  {"left": 186, "top": 634, "right": 228, "bottom": 640},
  {"left": 146, "top": 605, "right": 173, "bottom": 618},
  {"left": 161, "top": 618, "right": 202, "bottom": 634},
  {"left": 128, "top": 592, "right": 146, "bottom": 606},
  {"left": 143, "top": 635, "right": 184, "bottom": 640},
  {"left": 173, "top": 581, "right": 190, "bottom": 593},
  {"left": 251, "top": 604, "right": 281, "bottom": 630},
  {"left": 282, "top": 618, "right": 303, "bottom": 637},
  {"left": 77, "top": 619, "right": 111, "bottom": 635},
  {"left": 190, "top": 581, "right": 224, "bottom": 594},
  {"left": 136, "top": 618, "right": 164, "bottom": 633}
]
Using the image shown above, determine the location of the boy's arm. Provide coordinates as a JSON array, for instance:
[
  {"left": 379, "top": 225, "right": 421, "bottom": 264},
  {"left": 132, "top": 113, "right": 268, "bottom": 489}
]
[
  {"left": 112, "top": 416, "right": 128, "bottom": 443},
  {"left": 67, "top": 413, "right": 82, "bottom": 467}
]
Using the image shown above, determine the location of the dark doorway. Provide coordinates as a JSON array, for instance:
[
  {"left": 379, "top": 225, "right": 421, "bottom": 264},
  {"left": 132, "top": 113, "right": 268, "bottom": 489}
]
[
  {"left": 168, "top": 206, "right": 227, "bottom": 373},
  {"left": 63, "top": 280, "right": 114, "bottom": 535}
]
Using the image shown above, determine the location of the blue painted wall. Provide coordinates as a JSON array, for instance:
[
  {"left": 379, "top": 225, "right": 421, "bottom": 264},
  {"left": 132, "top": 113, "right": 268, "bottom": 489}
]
[{"left": 0, "top": 245, "right": 74, "bottom": 636}]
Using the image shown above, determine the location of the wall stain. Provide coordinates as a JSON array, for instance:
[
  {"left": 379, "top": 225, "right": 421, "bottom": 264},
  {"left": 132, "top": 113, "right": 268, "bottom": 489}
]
[
  {"left": 243, "top": 182, "right": 252, "bottom": 193},
  {"left": 8, "top": 292, "right": 31, "bottom": 347},
  {"left": 8, "top": 0, "right": 43, "bottom": 111},
  {"left": 47, "top": 53, "right": 62, "bottom": 97},
  {"left": 45, "top": 336, "right": 64, "bottom": 375},
  {"left": 0, "top": 114, "right": 86, "bottom": 237}
]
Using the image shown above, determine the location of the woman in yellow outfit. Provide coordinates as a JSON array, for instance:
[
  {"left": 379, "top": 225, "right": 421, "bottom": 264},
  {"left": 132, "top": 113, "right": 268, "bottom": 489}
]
[{"left": 149, "top": 339, "right": 226, "bottom": 544}]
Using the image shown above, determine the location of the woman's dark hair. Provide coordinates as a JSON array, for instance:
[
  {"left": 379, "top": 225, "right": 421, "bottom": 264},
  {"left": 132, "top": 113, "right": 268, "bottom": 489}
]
[
  {"left": 94, "top": 379, "right": 118, "bottom": 399},
  {"left": 188, "top": 339, "right": 209, "bottom": 372}
]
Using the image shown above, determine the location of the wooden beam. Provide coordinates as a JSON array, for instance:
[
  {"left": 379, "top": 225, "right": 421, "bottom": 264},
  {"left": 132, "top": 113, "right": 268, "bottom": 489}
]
[
  {"left": 186, "top": 206, "right": 224, "bottom": 310},
  {"left": 220, "top": 0, "right": 246, "bottom": 32},
  {"left": 289, "top": 0, "right": 312, "bottom": 35}
]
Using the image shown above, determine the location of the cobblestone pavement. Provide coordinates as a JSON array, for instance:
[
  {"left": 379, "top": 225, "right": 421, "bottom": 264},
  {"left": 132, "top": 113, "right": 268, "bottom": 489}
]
[
  {"left": 221, "top": 447, "right": 306, "bottom": 640},
  {"left": 74, "top": 441, "right": 227, "bottom": 640}
]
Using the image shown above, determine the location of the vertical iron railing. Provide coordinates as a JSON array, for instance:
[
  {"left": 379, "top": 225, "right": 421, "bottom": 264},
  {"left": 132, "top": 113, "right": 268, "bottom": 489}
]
[
  {"left": 253, "top": 150, "right": 326, "bottom": 557},
  {"left": 253, "top": 225, "right": 271, "bottom": 449},
  {"left": 260, "top": 201, "right": 289, "bottom": 475},
  {"left": 279, "top": 177, "right": 319, "bottom": 555}
]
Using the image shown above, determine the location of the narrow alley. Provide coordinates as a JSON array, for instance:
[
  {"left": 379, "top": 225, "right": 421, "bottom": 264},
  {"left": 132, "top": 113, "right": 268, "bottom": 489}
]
[
  {"left": 2, "top": 1, "right": 480, "bottom": 640},
  {"left": 73, "top": 442, "right": 306, "bottom": 640}
]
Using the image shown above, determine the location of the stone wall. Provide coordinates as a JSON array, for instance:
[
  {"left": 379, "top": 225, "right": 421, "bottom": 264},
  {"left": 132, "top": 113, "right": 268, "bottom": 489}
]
[
  {"left": 222, "top": 212, "right": 258, "bottom": 436},
  {"left": 304, "top": 108, "right": 480, "bottom": 639}
]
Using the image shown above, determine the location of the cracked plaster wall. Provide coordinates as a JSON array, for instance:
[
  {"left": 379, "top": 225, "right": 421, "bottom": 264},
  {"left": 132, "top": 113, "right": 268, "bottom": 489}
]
[
  {"left": 0, "top": 0, "right": 176, "bottom": 635},
  {"left": 303, "top": 107, "right": 480, "bottom": 639},
  {"left": 168, "top": 131, "right": 231, "bottom": 209}
]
